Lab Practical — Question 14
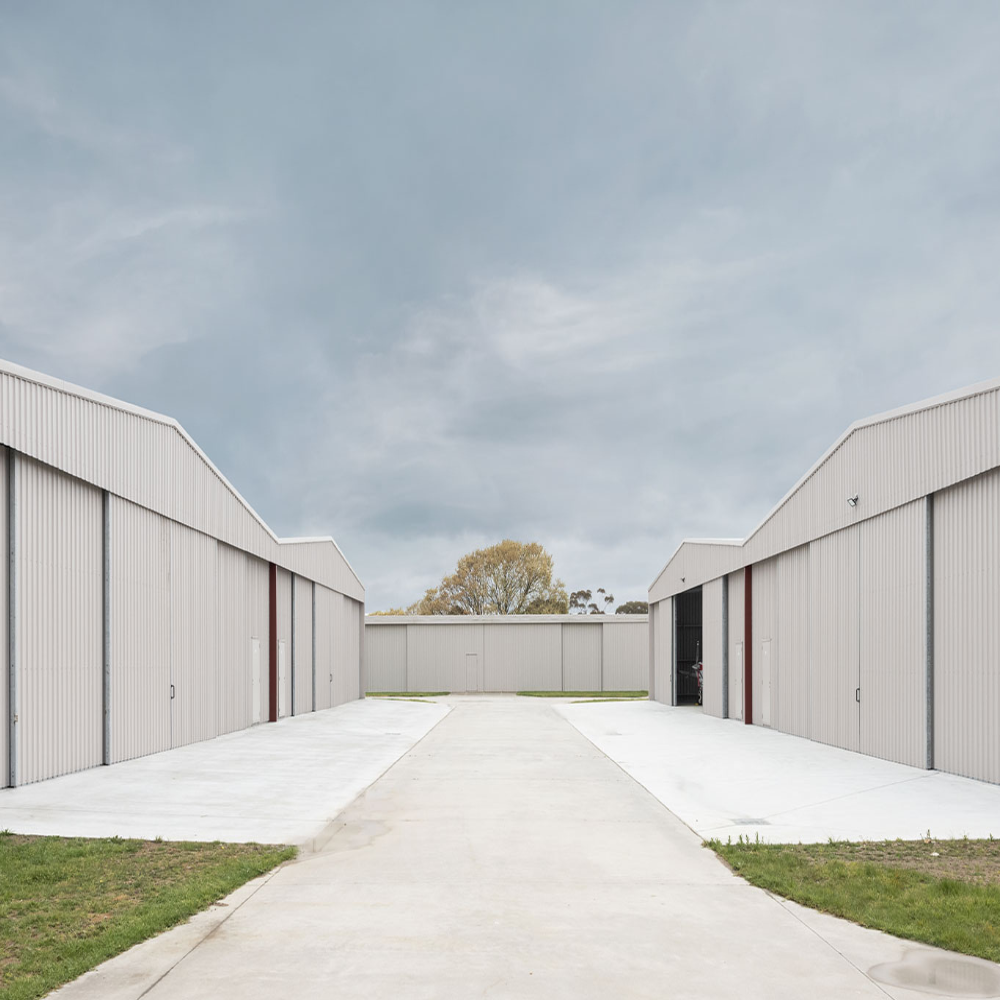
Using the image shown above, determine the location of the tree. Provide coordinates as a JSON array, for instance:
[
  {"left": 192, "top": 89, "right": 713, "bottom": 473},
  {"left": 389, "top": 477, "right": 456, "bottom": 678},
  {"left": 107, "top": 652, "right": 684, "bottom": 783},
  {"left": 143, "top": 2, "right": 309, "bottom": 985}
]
[
  {"left": 410, "top": 540, "right": 568, "bottom": 615},
  {"left": 368, "top": 608, "right": 409, "bottom": 616},
  {"left": 615, "top": 600, "right": 648, "bottom": 615},
  {"left": 569, "top": 587, "right": 615, "bottom": 615}
]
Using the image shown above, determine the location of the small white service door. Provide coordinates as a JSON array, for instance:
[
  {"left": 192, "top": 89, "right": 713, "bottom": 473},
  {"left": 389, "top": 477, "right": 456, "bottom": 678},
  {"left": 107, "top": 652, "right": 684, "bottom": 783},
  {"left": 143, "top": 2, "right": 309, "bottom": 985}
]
[
  {"left": 278, "top": 640, "right": 287, "bottom": 717},
  {"left": 252, "top": 638, "right": 262, "bottom": 723},
  {"left": 760, "top": 640, "right": 772, "bottom": 727}
]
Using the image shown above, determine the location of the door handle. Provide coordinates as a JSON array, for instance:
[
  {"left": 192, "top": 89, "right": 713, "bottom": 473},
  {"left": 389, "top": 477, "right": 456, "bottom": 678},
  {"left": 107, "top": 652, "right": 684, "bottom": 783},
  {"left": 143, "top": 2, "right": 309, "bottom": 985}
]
[
  {"left": 170, "top": 684, "right": 175, "bottom": 700},
  {"left": 855, "top": 687, "right": 860, "bottom": 703}
]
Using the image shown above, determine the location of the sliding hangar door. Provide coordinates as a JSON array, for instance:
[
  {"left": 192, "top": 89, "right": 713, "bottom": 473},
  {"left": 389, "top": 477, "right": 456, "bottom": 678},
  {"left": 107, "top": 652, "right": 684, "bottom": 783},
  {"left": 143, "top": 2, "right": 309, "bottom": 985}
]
[
  {"left": 2, "top": 453, "right": 365, "bottom": 787},
  {"left": 688, "top": 474, "right": 1000, "bottom": 783}
]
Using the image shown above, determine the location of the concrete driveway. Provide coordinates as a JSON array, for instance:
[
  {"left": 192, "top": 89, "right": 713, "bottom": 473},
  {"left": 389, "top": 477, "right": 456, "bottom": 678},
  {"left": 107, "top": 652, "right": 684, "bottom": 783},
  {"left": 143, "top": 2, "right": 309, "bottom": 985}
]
[
  {"left": 0, "top": 698, "right": 449, "bottom": 846},
  {"left": 557, "top": 699, "right": 1000, "bottom": 843},
  {"left": 53, "top": 696, "right": 1000, "bottom": 1000}
]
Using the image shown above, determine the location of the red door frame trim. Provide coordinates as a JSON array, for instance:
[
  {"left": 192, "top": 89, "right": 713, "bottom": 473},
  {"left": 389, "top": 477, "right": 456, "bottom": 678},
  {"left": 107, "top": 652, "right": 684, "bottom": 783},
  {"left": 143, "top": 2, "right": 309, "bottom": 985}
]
[
  {"left": 268, "top": 562, "right": 278, "bottom": 723},
  {"left": 744, "top": 564, "right": 753, "bottom": 724}
]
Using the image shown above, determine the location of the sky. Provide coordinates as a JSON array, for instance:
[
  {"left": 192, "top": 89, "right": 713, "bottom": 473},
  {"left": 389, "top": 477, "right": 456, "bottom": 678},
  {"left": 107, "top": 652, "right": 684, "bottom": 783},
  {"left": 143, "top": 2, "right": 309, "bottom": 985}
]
[{"left": 2, "top": 2, "right": 1000, "bottom": 611}]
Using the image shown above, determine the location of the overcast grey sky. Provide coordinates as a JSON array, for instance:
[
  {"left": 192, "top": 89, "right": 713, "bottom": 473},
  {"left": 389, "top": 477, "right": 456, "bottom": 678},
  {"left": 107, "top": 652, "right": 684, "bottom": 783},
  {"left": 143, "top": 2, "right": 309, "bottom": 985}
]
[{"left": 2, "top": 2, "right": 999, "bottom": 610}]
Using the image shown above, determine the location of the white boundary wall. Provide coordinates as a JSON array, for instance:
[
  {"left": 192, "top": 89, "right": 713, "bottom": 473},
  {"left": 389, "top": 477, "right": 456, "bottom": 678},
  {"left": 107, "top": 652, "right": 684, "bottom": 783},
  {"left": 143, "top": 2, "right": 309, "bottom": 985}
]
[{"left": 365, "top": 615, "right": 648, "bottom": 693}]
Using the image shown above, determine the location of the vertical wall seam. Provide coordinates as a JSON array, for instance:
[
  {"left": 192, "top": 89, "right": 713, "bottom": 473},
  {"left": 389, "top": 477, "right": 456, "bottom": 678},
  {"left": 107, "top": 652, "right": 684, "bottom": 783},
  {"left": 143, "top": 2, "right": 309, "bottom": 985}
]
[
  {"left": 671, "top": 597, "right": 677, "bottom": 707},
  {"left": 744, "top": 565, "right": 753, "bottom": 725},
  {"left": 311, "top": 582, "right": 317, "bottom": 712},
  {"left": 102, "top": 490, "right": 111, "bottom": 765},
  {"left": 926, "top": 493, "right": 935, "bottom": 770},
  {"left": 290, "top": 575, "right": 296, "bottom": 716},
  {"left": 7, "top": 449, "right": 17, "bottom": 787},
  {"left": 721, "top": 575, "right": 729, "bottom": 719}
]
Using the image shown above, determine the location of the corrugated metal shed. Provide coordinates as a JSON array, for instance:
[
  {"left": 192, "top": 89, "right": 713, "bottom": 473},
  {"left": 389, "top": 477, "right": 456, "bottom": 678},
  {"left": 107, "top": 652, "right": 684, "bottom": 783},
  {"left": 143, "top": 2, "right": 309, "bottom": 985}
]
[
  {"left": 0, "top": 360, "right": 365, "bottom": 787},
  {"left": 365, "top": 615, "right": 648, "bottom": 694},
  {"left": 647, "top": 377, "right": 1000, "bottom": 784},
  {"left": 0, "top": 359, "right": 363, "bottom": 601}
]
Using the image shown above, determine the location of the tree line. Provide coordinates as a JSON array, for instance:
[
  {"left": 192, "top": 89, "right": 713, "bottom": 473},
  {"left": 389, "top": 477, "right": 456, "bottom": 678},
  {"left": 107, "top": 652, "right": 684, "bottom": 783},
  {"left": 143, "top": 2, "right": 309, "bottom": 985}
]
[{"left": 370, "top": 540, "right": 648, "bottom": 616}]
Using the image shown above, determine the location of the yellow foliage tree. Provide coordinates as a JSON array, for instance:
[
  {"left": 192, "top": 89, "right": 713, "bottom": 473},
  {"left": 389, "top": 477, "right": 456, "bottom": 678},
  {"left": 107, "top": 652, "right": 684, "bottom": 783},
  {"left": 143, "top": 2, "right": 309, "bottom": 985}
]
[{"left": 410, "top": 540, "right": 568, "bottom": 615}]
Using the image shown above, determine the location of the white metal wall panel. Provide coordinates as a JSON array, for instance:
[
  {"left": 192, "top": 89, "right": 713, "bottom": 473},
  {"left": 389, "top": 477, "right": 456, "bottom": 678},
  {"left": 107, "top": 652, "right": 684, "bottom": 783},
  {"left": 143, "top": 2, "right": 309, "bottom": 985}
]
[
  {"left": 935, "top": 469, "right": 1000, "bottom": 783},
  {"left": 561, "top": 624, "right": 601, "bottom": 691},
  {"left": 859, "top": 499, "right": 926, "bottom": 767},
  {"left": 17, "top": 457, "right": 103, "bottom": 784},
  {"left": 109, "top": 497, "right": 171, "bottom": 763},
  {"left": 313, "top": 585, "right": 335, "bottom": 709},
  {"left": 774, "top": 546, "right": 810, "bottom": 738},
  {"left": 808, "top": 525, "right": 860, "bottom": 752},
  {"left": 601, "top": 620, "right": 649, "bottom": 691},
  {"left": 651, "top": 600, "right": 673, "bottom": 705},
  {"left": 744, "top": 385, "right": 1000, "bottom": 569},
  {"left": 292, "top": 575, "right": 313, "bottom": 715},
  {"left": 169, "top": 522, "right": 219, "bottom": 748},
  {"left": 215, "top": 544, "right": 268, "bottom": 736},
  {"left": 727, "top": 571, "right": 744, "bottom": 721},
  {"left": 0, "top": 362, "right": 364, "bottom": 602},
  {"left": 0, "top": 448, "right": 8, "bottom": 784},
  {"left": 331, "top": 593, "right": 349, "bottom": 706},
  {"left": 649, "top": 541, "right": 744, "bottom": 605},
  {"left": 407, "top": 623, "right": 484, "bottom": 692},
  {"left": 364, "top": 623, "right": 407, "bottom": 693},
  {"left": 483, "top": 623, "right": 561, "bottom": 692},
  {"left": 701, "top": 579, "right": 724, "bottom": 717},
  {"left": 750, "top": 557, "right": 776, "bottom": 727},
  {"left": 275, "top": 568, "right": 292, "bottom": 717},
  {"left": 342, "top": 597, "right": 362, "bottom": 703}
]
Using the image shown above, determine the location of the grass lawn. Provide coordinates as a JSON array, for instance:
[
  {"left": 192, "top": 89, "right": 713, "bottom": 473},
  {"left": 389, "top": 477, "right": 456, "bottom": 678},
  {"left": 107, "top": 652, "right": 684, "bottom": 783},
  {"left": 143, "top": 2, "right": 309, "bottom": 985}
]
[
  {"left": 0, "top": 832, "right": 295, "bottom": 1000},
  {"left": 367, "top": 691, "right": 449, "bottom": 698},
  {"left": 709, "top": 837, "right": 1000, "bottom": 963},
  {"left": 517, "top": 690, "right": 647, "bottom": 699}
]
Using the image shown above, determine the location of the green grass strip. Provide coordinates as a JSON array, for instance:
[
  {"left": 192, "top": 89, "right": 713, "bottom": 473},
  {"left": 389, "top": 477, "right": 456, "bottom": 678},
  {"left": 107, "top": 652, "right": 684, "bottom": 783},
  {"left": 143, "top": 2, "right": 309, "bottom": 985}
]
[
  {"left": 0, "top": 833, "right": 295, "bottom": 1000},
  {"left": 708, "top": 838, "right": 1000, "bottom": 964},
  {"left": 367, "top": 692, "right": 449, "bottom": 698},
  {"left": 517, "top": 690, "right": 647, "bottom": 698}
]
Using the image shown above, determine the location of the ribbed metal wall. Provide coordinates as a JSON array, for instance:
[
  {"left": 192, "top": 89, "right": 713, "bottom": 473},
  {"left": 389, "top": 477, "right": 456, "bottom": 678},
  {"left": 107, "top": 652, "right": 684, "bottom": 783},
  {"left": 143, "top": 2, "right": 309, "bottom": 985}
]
[
  {"left": 275, "top": 568, "right": 291, "bottom": 717},
  {"left": 750, "top": 557, "right": 776, "bottom": 727},
  {"left": 650, "top": 541, "right": 743, "bottom": 605},
  {"left": 0, "top": 448, "right": 8, "bottom": 785},
  {"left": 364, "top": 618, "right": 407, "bottom": 693},
  {"left": 650, "top": 600, "right": 673, "bottom": 705},
  {"left": 859, "top": 499, "right": 926, "bottom": 767},
  {"left": 808, "top": 524, "right": 860, "bottom": 752},
  {"left": 110, "top": 497, "right": 171, "bottom": 763},
  {"left": 701, "top": 578, "right": 724, "bottom": 718},
  {"left": 364, "top": 617, "right": 647, "bottom": 694},
  {"left": 0, "top": 363, "right": 364, "bottom": 602},
  {"left": 774, "top": 545, "right": 810, "bottom": 738},
  {"left": 727, "top": 571, "right": 744, "bottom": 721},
  {"left": 562, "top": 624, "right": 601, "bottom": 690},
  {"left": 341, "top": 597, "right": 362, "bottom": 704},
  {"left": 313, "top": 584, "right": 334, "bottom": 709},
  {"left": 331, "top": 593, "right": 349, "bottom": 706},
  {"left": 215, "top": 543, "right": 268, "bottom": 736},
  {"left": 17, "top": 457, "right": 103, "bottom": 784},
  {"left": 292, "top": 575, "right": 313, "bottom": 715},
  {"left": 744, "top": 385, "right": 1000, "bottom": 568},
  {"left": 934, "top": 468, "right": 1000, "bottom": 783},
  {"left": 169, "top": 521, "right": 219, "bottom": 748},
  {"left": 406, "top": 622, "right": 484, "bottom": 692},
  {"left": 483, "top": 623, "right": 562, "bottom": 691},
  {"left": 601, "top": 620, "right": 648, "bottom": 691}
]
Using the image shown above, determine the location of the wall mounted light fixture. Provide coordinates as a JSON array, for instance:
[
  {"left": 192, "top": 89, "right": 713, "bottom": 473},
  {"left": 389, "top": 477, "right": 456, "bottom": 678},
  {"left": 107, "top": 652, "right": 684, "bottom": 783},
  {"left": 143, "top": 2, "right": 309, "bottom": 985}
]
[{"left": 847, "top": 494, "right": 859, "bottom": 508}]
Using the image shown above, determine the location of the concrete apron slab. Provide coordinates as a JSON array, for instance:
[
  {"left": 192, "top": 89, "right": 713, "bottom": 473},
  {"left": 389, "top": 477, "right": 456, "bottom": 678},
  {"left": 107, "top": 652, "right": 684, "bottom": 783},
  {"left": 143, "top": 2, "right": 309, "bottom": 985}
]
[
  {"left": 0, "top": 698, "right": 450, "bottom": 846},
  {"left": 557, "top": 699, "right": 1000, "bottom": 843},
  {"left": 50, "top": 696, "right": 1000, "bottom": 1000}
]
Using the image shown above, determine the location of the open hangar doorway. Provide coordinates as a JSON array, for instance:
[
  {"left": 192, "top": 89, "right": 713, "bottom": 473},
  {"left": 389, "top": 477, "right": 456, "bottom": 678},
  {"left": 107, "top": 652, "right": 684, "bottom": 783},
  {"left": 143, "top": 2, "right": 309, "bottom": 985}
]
[{"left": 674, "top": 587, "right": 702, "bottom": 705}]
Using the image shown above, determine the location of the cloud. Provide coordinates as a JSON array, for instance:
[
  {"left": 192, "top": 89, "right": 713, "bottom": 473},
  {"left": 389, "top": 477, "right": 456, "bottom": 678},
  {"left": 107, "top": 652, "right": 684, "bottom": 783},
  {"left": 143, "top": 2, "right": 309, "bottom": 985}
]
[{"left": 3, "top": 2, "right": 1000, "bottom": 613}]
